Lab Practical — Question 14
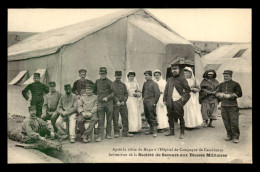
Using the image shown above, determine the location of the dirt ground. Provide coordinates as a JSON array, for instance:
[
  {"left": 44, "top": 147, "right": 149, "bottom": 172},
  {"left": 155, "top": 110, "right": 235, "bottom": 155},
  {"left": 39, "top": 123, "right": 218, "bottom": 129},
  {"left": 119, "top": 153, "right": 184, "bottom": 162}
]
[
  {"left": 55, "top": 109, "right": 252, "bottom": 163},
  {"left": 8, "top": 139, "right": 63, "bottom": 163},
  {"left": 7, "top": 85, "right": 252, "bottom": 163}
]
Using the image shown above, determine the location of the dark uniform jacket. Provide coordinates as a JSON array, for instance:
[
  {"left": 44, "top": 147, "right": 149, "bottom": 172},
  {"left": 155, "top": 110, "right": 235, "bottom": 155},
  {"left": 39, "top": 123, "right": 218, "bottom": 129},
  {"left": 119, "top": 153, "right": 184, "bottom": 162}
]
[
  {"left": 142, "top": 80, "right": 160, "bottom": 105},
  {"left": 113, "top": 80, "right": 128, "bottom": 104},
  {"left": 94, "top": 78, "right": 114, "bottom": 102},
  {"left": 22, "top": 81, "right": 49, "bottom": 104},
  {"left": 163, "top": 74, "right": 191, "bottom": 108},
  {"left": 216, "top": 80, "right": 242, "bottom": 107},
  {"left": 72, "top": 79, "right": 94, "bottom": 95}
]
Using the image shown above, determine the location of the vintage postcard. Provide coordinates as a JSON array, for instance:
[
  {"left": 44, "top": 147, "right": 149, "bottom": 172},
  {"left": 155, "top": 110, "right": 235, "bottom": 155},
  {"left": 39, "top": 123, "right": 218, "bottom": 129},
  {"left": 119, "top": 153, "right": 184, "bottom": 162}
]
[{"left": 7, "top": 8, "right": 252, "bottom": 163}]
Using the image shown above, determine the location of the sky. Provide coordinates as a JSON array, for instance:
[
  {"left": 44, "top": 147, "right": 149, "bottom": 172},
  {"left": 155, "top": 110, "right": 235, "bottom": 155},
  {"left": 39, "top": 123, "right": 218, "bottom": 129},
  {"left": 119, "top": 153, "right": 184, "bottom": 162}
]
[{"left": 8, "top": 8, "right": 251, "bottom": 42}]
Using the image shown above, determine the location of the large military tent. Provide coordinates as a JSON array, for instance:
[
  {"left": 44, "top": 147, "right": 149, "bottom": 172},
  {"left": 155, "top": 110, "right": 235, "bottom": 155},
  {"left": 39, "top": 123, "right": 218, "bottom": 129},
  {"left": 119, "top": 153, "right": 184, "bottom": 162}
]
[
  {"left": 8, "top": 9, "right": 203, "bottom": 116},
  {"left": 201, "top": 43, "right": 252, "bottom": 108}
]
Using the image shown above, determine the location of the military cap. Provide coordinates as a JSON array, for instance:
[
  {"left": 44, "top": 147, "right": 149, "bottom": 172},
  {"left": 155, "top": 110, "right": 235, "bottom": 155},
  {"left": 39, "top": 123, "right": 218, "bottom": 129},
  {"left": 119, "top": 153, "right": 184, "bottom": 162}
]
[
  {"left": 64, "top": 84, "right": 71, "bottom": 89},
  {"left": 144, "top": 70, "right": 152, "bottom": 76},
  {"left": 99, "top": 67, "right": 107, "bottom": 74},
  {"left": 79, "top": 69, "right": 87, "bottom": 74},
  {"left": 115, "top": 71, "right": 122, "bottom": 76},
  {"left": 28, "top": 105, "right": 36, "bottom": 111},
  {"left": 223, "top": 70, "right": 233, "bottom": 75},
  {"left": 33, "top": 73, "right": 40, "bottom": 77},
  {"left": 48, "top": 81, "right": 56, "bottom": 87},
  {"left": 86, "top": 83, "right": 94, "bottom": 90}
]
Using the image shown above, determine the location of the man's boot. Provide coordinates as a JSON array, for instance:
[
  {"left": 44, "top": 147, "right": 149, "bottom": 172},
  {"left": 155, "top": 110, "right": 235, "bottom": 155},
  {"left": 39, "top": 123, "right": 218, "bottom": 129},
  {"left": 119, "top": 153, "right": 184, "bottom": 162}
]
[
  {"left": 153, "top": 126, "right": 157, "bottom": 138},
  {"left": 165, "top": 128, "right": 175, "bottom": 136},
  {"left": 145, "top": 126, "right": 153, "bottom": 135},
  {"left": 179, "top": 133, "right": 184, "bottom": 139}
]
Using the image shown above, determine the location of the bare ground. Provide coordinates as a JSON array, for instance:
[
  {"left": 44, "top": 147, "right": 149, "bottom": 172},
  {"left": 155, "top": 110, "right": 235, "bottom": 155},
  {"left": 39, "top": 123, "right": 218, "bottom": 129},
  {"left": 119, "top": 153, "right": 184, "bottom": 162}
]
[
  {"left": 8, "top": 139, "right": 63, "bottom": 164},
  {"left": 8, "top": 86, "right": 252, "bottom": 163},
  {"left": 58, "top": 109, "right": 252, "bottom": 163}
]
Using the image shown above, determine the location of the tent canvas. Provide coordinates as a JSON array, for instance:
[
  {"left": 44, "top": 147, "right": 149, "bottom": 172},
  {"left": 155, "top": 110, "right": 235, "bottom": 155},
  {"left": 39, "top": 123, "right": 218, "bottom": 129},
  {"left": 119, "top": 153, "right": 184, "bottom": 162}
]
[
  {"left": 8, "top": 71, "right": 28, "bottom": 85},
  {"left": 8, "top": 9, "right": 206, "bottom": 116},
  {"left": 8, "top": 9, "right": 198, "bottom": 91}
]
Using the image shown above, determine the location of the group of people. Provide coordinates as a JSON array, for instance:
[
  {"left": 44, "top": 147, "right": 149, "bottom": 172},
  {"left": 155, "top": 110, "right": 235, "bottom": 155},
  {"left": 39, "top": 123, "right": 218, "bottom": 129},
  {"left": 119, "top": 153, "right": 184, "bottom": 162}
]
[{"left": 20, "top": 62, "right": 243, "bottom": 145}]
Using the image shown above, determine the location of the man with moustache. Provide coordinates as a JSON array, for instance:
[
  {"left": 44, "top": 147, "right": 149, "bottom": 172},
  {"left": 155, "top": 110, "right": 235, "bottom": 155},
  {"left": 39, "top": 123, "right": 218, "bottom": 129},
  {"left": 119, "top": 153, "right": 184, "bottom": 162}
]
[
  {"left": 72, "top": 69, "right": 94, "bottom": 99},
  {"left": 216, "top": 70, "right": 242, "bottom": 143},
  {"left": 163, "top": 63, "right": 191, "bottom": 139}
]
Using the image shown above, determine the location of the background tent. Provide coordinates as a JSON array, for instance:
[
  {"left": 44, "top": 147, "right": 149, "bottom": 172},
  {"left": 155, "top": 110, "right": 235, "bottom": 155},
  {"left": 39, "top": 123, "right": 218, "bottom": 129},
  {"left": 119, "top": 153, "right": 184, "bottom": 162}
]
[
  {"left": 201, "top": 43, "right": 252, "bottom": 108},
  {"left": 8, "top": 9, "right": 204, "bottom": 116}
]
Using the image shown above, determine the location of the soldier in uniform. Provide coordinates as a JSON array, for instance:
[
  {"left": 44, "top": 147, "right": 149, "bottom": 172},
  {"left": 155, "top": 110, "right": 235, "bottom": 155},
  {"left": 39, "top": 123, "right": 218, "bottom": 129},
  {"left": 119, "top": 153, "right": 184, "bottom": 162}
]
[
  {"left": 216, "top": 70, "right": 242, "bottom": 143},
  {"left": 77, "top": 83, "right": 98, "bottom": 143},
  {"left": 41, "top": 81, "right": 62, "bottom": 134},
  {"left": 163, "top": 64, "right": 191, "bottom": 139},
  {"left": 55, "top": 84, "right": 78, "bottom": 143},
  {"left": 72, "top": 69, "right": 94, "bottom": 98},
  {"left": 94, "top": 67, "right": 114, "bottom": 142},
  {"left": 142, "top": 71, "right": 161, "bottom": 138},
  {"left": 113, "top": 71, "right": 133, "bottom": 138},
  {"left": 22, "top": 73, "right": 49, "bottom": 118},
  {"left": 21, "top": 105, "right": 54, "bottom": 143}
]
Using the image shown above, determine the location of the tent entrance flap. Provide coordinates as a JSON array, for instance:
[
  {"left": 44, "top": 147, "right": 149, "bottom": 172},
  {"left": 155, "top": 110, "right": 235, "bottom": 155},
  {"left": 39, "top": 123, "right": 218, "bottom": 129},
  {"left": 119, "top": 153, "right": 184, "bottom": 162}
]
[
  {"left": 8, "top": 71, "right": 28, "bottom": 85},
  {"left": 23, "top": 69, "right": 47, "bottom": 85}
]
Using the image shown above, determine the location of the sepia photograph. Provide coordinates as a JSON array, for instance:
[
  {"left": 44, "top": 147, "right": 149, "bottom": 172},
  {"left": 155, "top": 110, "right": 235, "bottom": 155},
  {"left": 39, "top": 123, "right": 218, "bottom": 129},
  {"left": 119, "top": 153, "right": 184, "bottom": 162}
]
[{"left": 7, "top": 8, "right": 252, "bottom": 163}]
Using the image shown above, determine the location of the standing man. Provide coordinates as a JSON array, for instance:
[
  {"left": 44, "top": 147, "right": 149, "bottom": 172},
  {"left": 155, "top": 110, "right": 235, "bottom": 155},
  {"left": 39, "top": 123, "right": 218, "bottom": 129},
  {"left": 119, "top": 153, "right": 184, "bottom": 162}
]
[
  {"left": 94, "top": 67, "right": 114, "bottom": 142},
  {"left": 72, "top": 69, "right": 94, "bottom": 98},
  {"left": 55, "top": 84, "right": 78, "bottom": 143},
  {"left": 142, "top": 71, "right": 160, "bottom": 138},
  {"left": 216, "top": 70, "right": 242, "bottom": 143},
  {"left": 113, "top": 71, "right": 133, "bottom": 138},
  {"left": 22, "top": 73, "right": 49, "bottom": 118},
  {"left": 41, "top": 81, "right": 62, "bottom": 134},
  {"left": 77, "top": 83, "right": 99, "bottom": 143},
  {"left": 163, "top": 64, "right": 191, "bottom": 139}
]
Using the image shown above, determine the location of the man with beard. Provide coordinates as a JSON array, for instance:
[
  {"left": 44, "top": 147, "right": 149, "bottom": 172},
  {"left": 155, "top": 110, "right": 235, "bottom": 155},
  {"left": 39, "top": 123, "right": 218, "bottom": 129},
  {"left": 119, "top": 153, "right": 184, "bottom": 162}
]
[{"left": 163, "top": 64, "right": 191, "bottom": 139}]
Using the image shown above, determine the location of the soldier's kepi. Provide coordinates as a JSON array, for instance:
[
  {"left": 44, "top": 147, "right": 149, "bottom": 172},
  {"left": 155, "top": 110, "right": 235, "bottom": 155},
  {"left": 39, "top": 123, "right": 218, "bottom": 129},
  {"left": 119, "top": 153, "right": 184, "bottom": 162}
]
[
  {"left": 41, "top": 81, "right": 62, "bottom": 134},
  {"left": 94, "top": 67, "right": 114, "bottom": 142},
  {"left": 72, "top": 68, "right": 94, "bottom": 97},
  {"left": 22, "top": 73, "right": 49, "bottom": 118},
  {"left": 113, "top": 70, "right": 133, "bottom": 138},
  {"left": 142, "top": 70, "right": 160, "bottom": 138},
  {"left": 21, "top": 105, "right": 56, "bottom": 144}
]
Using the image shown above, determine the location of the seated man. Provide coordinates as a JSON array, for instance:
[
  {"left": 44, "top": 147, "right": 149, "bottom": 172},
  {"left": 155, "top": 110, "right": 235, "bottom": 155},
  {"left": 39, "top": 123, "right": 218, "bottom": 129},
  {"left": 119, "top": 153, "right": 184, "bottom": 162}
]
[
  {"left": 41, "top": 81, "right": 62, "bottom": 134},
  {"left": 21, "top": 105, "right": 54, "bottom": 143},
  {"left": 55, "top": 84, "right": 78, "bottom": 143},
  {"left": 77, "top": 83, "right": 98, "bottom": 143}
]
